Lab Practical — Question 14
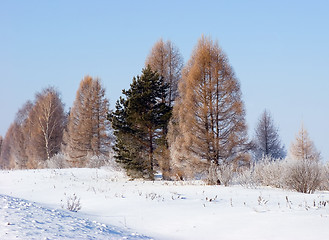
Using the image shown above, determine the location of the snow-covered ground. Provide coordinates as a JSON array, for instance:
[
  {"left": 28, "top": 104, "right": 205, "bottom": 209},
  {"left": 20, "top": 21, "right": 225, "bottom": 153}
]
[
  {"left": 0, "top": 194, "right": 149, "bottom": 240},
  {"left": 0, "top": 167, "right": 329, "bottom": 239}
]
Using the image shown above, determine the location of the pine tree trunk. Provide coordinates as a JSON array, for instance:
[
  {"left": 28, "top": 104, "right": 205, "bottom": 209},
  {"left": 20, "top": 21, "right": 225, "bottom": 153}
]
[{"left": 148, "top": 127, "right": 154, "bottom": 178}]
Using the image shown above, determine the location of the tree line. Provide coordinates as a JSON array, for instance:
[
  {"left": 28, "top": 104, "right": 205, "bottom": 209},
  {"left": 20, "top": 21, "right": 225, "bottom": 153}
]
[{"left": 0, "top": 35, "right": 322, "bottom": 183}]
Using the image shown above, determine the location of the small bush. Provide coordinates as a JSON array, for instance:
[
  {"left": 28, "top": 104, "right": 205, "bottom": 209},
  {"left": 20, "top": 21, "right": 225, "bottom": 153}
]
[
  {"left": 86, "top": 154, "right": 110, "bottom": 168},
  {"left": 63, "top": 194, "right": 82, "bottom": 212},
  {"left": 321, "top": 163, "right": 329, "bottom": 191},
  {"left": 234, "top": 169, "right": 255, "bottom": 188},
  {"left": 233, "top": 156, "right": 285, "bottom": 188},
  {"left": 206, "top": 162, "right": 234, "bottom": 186},
  {"left": 252, "top": 156, "right": 285, "bottom": 188},
  {"left": 45, "top": 153, "right": 68, "bottom": 169},
  {"left": 285, "top": 159, "right": 323, "bottom": 194},
  {"left": 233, "top": 156, "right": 326, "bottom": 194},
  {"left": 217, "top": 163, "right": 235, "bottom": 186}
]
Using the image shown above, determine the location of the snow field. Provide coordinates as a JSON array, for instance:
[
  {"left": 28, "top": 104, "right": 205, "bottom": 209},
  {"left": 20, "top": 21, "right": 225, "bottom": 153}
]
[
  {"left": 0, "top": 194, "right": 150, "bottom": 240},
  {"left": 1, "top": 168, "right": 329, "bottom": 239}
]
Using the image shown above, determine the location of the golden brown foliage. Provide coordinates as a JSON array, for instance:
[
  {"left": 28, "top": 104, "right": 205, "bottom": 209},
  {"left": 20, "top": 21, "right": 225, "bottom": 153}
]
[
  {"left": 64, "top": 76, "right": 110, "bottom": 167},
  {"left": 145, "top": 39, "right": 182, "bottom": 178},
  {"left": 146, "top": 39, "right": 183, "bottom": 107},
  {"left": 0, "top": 124, "right": 17, "bottom": 169},
  {"left": 289, "top": 124, "right": 320, "bottom": 161},
  {"left": 168, "top": 36, "right": 250, "bottom": 179},
  {"left": 0, "top": 102, "right": 34, "bottom": 169}
]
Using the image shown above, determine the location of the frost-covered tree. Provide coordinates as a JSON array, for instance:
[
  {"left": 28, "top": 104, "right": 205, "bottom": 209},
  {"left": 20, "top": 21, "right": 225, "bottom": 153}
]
[
  {"left": 64, "top": 76, "right": 111, "bottom": 167},
  {"left": 0, "top": 124, "right": 15, "bottom": 169},
  {"left": 27, "top": 87, "right": 66, "bottom": 163},
  {"left": 0, "top": 101, "right": 33, "bottom": 169},
  {"left": 145, "top": 39, "right": 183, "bottom": 107},
  {"left": 0, "top": 89, "right": 66, "bottom": 169},
  {"left": 168, "top": 36, "right": 250, "bottom": 179},
  {"left": 289, "top": 125, "right": 320, "bottom": 161},
  {"left": 0, "top": 135, "right": 3, "bottom": 159},
  {"left": 253, "top": 110, "right": 286, "bottom": 161},
  {"left": 285, "top": 125, "right": 322, "bottom": 193}
]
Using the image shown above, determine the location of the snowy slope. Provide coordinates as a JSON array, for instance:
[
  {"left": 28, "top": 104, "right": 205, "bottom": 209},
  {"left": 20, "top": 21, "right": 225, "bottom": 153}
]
[
  {"left": 1, "top": 168, "right": 329, "bottom": 239},
  {"left": 0, "top": 194, "right": 150, "bottom": 240}
]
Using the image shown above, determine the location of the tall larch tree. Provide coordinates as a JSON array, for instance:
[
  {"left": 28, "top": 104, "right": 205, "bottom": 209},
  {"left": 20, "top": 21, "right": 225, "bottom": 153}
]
[
  {"left": 110, "top": 66, "right": 172, "bottom": 179},
  {"left": 253, "top": 110, "right": 286, "bottom": 161},
  {"left": 145, "top": 39, "right": 183, "bottom": 179},
  {"left": 168, "top": 36, "right": 250, "bottom": 179},
  {"left": 145, "top": 39, "right": 183, "bottom": 107},
  {"left": 289, "top": 124, "right": 320, "bottom": 161},
  {"left": 64, "top": 76, "right": 110, "bottom": 167}
]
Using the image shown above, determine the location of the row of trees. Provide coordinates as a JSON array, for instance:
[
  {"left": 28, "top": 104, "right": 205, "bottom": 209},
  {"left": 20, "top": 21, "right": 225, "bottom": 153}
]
[
  {"left": 252, "top": 110, "right": 321, "bottom": 163},
  {"left": 109, "top": 36, "right": 253, "bottom": 180},
  {"left": 0, "top": 35, "right": 322, "bottom": 184},
  {"left": 0, "top": 88, "right": 66, "bottom": 169},
  {"left": 108, "top": 36, "right": 321, "bottom": 180},
  {"left": 0, "top": 77, "right": 111, "bottom": 169}
]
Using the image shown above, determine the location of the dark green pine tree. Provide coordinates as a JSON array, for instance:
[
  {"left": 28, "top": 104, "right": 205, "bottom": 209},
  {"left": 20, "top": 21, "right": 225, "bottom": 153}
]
[{"left": 110, "top": 66, "right": 172, "bottom": 179}]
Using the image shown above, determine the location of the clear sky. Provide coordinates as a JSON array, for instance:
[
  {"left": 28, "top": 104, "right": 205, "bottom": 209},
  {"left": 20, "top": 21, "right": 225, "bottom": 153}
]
[{"left": 1, "top": 0, "right": 328, "bottom": 160}]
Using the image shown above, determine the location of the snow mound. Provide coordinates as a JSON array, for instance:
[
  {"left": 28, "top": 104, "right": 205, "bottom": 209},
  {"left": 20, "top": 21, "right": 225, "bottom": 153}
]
[{"left": 0, "top": 194, "right": 151, "bottom": 240}]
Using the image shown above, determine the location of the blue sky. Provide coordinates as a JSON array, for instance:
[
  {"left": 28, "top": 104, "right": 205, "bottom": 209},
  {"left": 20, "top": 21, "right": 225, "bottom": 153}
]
[{"left": 1, "top": 0, "right": 328, "bottom": 160}]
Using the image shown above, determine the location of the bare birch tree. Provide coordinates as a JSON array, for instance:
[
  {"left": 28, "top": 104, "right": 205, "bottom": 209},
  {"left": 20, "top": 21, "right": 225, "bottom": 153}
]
[
  {"left": 64, "top": 76, "right": 110, "bottom": 167},
  {"left": 27, "top": 87, "right": 66, "bottom": 164},
  {"left": 168, "top": 36, "right": 250, "bottom": 179}
]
